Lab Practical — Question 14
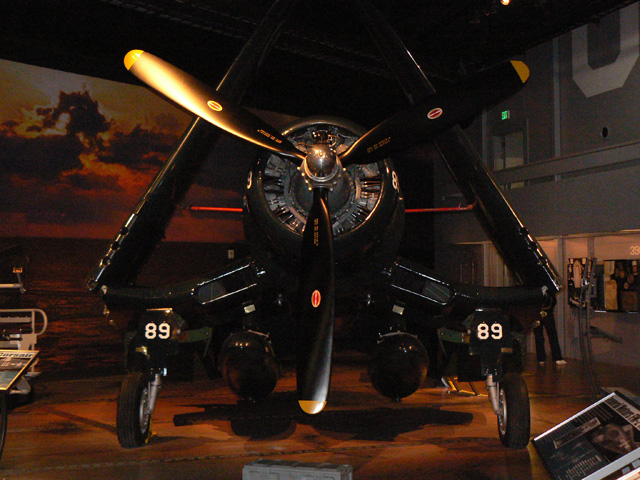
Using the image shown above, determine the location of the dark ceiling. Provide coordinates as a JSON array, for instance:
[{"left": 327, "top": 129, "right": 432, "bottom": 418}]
[{"left": 2, "top": 0, "right": 634, "bottom": 126}]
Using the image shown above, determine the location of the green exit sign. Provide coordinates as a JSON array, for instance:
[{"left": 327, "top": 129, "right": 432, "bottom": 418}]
[{"left": 501, "top": 110, "right": 511, "bottom": 121}]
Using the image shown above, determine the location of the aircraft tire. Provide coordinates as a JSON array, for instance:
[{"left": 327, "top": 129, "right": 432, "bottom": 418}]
[
  {"left": 497, "top": 372, "right": 530, "bottom": 449},
  {"left": 0, "top": 392, "right": 7, "bottom": 460},
  {"left": 117, "top": 372, "right": 152, "bottom": 448}
]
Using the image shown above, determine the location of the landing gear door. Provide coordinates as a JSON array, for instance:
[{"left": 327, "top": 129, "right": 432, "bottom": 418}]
[{"left": 468, "top": 308, "right": 512, "bottom": 378}]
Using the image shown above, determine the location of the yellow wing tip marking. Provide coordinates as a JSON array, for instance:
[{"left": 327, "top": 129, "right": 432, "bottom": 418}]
[
  {"left": 299, "top": 400, "right": 326, "bottom": 415},
  {"left": 124, "top": 50, "right": 144, "bottom": 70},
  {"left": 511, "top": 60, "right": 530, "bottom": 84}
]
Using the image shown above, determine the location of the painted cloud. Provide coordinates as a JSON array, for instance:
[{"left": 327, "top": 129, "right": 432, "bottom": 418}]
[{"left": 0, "top": 59, "right": 246, "bottom": 242}]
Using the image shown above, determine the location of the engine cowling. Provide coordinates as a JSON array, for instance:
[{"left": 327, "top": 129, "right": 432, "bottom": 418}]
[
  {"left": 218, "top": 330, "right": 279, "bottom": 401},
  {"left": 243, "top": 116, "right": 404, "bottom": 291},
  {"left": 367, "top": 331, "right": 428, "bottom": 401}
]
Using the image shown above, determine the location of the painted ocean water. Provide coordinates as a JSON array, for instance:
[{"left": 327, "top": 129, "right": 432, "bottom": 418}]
[{"left": 3, "top": 237, "right": 238, "bottom": 379}]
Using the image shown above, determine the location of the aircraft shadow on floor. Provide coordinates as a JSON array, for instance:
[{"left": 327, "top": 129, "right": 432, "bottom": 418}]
[{"left": 173, "top": 391, "right": 473, "bottom": 441}]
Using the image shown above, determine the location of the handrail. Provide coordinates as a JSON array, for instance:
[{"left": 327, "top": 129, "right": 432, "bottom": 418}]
[
  {"left": 578, "top": 258, "right": 600, "bottom": 399},
  {"left": 0, "top": 309, "right": 48, "bottom": 337}
]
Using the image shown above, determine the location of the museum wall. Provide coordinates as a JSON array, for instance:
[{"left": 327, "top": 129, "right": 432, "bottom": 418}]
[{"left": 435, "top": 2, "right": 640, "bottom": 366}]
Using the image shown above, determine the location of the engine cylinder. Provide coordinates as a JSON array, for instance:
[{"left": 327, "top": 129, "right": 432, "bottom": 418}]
[
  {"left": 218, "top": 331, "right": 279, "bottom": 401},
  {"left": 368, "top": 332, "right": 428, "bottom": 401}
]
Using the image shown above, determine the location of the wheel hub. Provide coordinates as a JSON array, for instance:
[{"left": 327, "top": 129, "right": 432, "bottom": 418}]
[
  {"left": 139, "top": 385, "right": 151, "bottom": 433},
  {"left": 498, "top": 386, "right": 507, "bottom": 435}
]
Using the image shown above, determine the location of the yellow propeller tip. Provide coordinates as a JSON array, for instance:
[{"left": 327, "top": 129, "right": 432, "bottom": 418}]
[
  {"left": 124, "top": 50, "right": 144, "bottom": 70},
  {"left": 299, "top": 400, "right": 326, "bottom": 415},
  {"left": 510, "top": 60, "right": 530, "bottom": 84}
]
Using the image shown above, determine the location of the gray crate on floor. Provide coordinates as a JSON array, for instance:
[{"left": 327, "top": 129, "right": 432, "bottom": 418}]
[{"left": 243, "top": 459, "right": 353, "bottom": 480}]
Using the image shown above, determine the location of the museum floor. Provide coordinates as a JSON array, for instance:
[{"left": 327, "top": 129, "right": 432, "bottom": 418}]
[{"left": 2, "top": 354, "right": 639, "bottom": 480}]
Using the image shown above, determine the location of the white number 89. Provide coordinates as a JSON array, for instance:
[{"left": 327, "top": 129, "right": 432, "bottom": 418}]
[
  {"left": 477, "top": 322, "right": 503, "bottom": 340},
  {"left": 144, "top": 322, "right": 171, "bottom": 340}
]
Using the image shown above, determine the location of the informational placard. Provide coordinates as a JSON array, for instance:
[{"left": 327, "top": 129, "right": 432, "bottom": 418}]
[
  {"left": 0, "top": 350, "right": 39, "bottom": 391},
  {"left": 533, "top": 392, "right": 640, "bottom": 480}
]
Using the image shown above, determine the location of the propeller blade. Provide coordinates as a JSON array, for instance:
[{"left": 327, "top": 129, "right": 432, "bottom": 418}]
[
  {"left": 124, "top": 50, "right": 305, "bottom": 164},
  {"left": 340, "top": 60, "right": 529, "bottom": 165},
  {"left": 296, "top": 188, "right": 335, "bottom": 415}
]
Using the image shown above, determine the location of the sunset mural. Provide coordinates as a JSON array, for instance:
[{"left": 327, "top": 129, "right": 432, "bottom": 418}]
[{"left": 0, "top": 58, "right": 247, "bottom": 243}]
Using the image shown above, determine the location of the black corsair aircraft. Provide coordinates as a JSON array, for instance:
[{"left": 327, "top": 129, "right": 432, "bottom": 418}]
[{"left": 87, "top": 0, "right": 561, "bottom": 450}]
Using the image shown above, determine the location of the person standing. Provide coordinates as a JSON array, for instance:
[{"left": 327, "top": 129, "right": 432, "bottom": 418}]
[{"left": 534, "top": 296, "right": 566, "bottom": 366}]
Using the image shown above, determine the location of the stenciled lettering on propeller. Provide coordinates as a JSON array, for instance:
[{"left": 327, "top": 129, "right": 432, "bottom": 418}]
[
  {"left": 313, "top": 217, "right": 319, "bottom": 246},
  {"left": 257, "top": 128, "right": 283, "bottom": 144},
  {"left": 367, "top": 136, "right": 392, "bottom": 154}
]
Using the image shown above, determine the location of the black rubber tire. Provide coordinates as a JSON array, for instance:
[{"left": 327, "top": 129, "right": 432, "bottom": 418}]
[
  {"left": 0, "top": 392, "right": 7, "bottom": 460},
  {"left": 497, "top": 372, "right": 530, "bottom": 449},
  {"left": 117, "top": 372, "right": 152, "bottom": 448}
]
